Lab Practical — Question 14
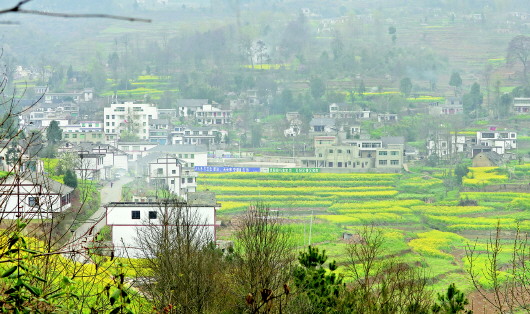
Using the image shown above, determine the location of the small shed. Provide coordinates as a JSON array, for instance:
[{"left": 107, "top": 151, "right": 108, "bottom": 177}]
[{"left": 472, "top": 151, "right": 503, "bottom": 167}]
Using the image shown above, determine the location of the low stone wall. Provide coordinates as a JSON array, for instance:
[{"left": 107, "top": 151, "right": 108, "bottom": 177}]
[{"left": 463, "top": 184, "right": 530, "bottom": 192}]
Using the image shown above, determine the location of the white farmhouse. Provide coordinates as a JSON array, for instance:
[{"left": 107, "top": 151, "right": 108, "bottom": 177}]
[
  {"left": 0, "top": 174, "right": 74, "bottom": 219},
  {"left": 105, "top": 199, "right": 218, "bottom": 258}
]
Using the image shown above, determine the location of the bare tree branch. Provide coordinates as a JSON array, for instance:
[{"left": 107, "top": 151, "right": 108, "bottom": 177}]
[{"left": 0, "top": 0, "right": 151, "bottom": 23}]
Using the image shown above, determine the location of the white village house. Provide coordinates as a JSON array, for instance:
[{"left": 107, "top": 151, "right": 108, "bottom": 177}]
[
  {"left": 0, "top": 174, "right": 74, "bottom": 219},
  {"left": 105, "top": 197, "right": 218, "bottom": 258}
]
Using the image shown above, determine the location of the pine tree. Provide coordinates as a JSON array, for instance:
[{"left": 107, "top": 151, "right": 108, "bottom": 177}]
[{"left": 63, "top": 169, "right": 78, "bottom": 189}]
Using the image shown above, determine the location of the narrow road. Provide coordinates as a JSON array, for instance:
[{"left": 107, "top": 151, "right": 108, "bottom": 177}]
[{"left": 68, "top": 176, "right": 133, "bottom": 263}]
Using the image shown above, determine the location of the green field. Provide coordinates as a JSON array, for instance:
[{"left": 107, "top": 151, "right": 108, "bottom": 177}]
[{"left": 198, "top": 167, "right": 530, "bottom": 293}]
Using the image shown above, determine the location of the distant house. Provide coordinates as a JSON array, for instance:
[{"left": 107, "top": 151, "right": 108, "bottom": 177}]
[
  {"left": 513, "top": 98, "right": 530, "bottom": 114},
  {"left": 42, "top": 88, "right": 93, "bottom": 104},
  {"left": 429, "top": 97, "right": 464, "bottom": 115},
  {"left": 170, "top": 126, "right": 221, "bottom": 146},
  {"left": 472, "top": 151, "right": 504, "bottom": 167},
  {"left": 75, "top": 151, "right": 105, "bottom": 181},
  {"left": 476, "top": 130, "right": 517, "bottom": 155},
  {"left": 329, "top": 103, "right": 370, "bottom": 119},
  {"left": 147, "top": 156, "right": 198, "bottom": 197},
  {"left": 300, "top": 136, "right": 403, "bottom": 172},
  {"left": 0, "top": 174, "right": 74, "bottom": 219},
  {"left": 62, "top": 121, "right": 105, "bottom": 145},
  {"left": 377, "top": 113, "right": 398, "bottom": 123},
  {"left": 177, "top": 99, "right": 209, "bottom": 117},
  {"left": 310, "top": 118, "right": 336, "bottom": 133},
  {"left": 74, "top": 143, "right": 129, "bottom": 173},
  {"left": 144, "top": 144, "right": 208, "bottom": 168},
  {"left": 148, "top": 119, "right": 171, "bottom": 145},
  {"left": 117, "top": 142, "right": 158, "bottom": 162}
]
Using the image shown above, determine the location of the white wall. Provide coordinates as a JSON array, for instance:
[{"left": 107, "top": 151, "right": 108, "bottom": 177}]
[
  {"left": 106, "top": 204, "right": 216, "bottom": 258},
  {"left": 0, "top": 179, "right": 70, "bottom": 219}
]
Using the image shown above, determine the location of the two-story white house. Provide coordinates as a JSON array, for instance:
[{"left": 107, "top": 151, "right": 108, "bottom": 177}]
[
  {"left": 117, "top": 142, "right": 158, "bottom": 162},
  {"left": 513, "top": 98, "right": 530, "bottom": 114},
  {"left": 146, "top": 144, "right": 208, "bottom": 168},
  {"left": 170, "top": 126, "right": 222, "bottom": 145},
  {"left": 75, "top": 151, "right": 105, "bottom": 181}
]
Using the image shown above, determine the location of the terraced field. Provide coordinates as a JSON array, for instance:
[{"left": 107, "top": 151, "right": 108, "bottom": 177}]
[{"left": 198, "top": 167, "right": 530, "bottom": 293}]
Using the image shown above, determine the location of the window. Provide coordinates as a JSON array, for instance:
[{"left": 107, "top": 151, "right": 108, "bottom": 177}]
[
  {"left": 131, "top": 211, "right": 140, "bottom": 219},
  {"left": 106, "top": 122, "right": 109, "bottom": 126},
  {"left": 149, "top": 211, "right": 157, "bottom": 219},
  {"left": 347, "top": 150, "right": 351, "bottom": 154},
  {"left": 72, "top": 134, "right": 77, "bottom": 138},
  {"left": 64, "top": 134, "right": 69, "bottom": 138},
  {"left": 390, "top": 151, "right": 399, "bottom": 155},
  {"left": 391, "top": 160, "right": 399, "bottom": 165},
  {"left": 184, "top": 154, "right": 188, "bottom": 158},
  {"left": 188, "top": 177, "right": 193, "bottom": 183},
  {"left": 29, "top": 197, "right": 39, "bottom": 207},
  {"left": 191, "top": 163, "right": 194, "bottom": 167},
  {"left": 112, "top": 115, "right": 115, "bottom": 119},
  {"left": 106, "top": 115, "right": 109, "bottom": 119},
  {"left": 182, "top": 178, "right": 185, "bottom": 184},
  {"left": 172, "top": 169, "right": 176, "bottom": 174},
  {"left": 170, "top": 179, "right": 175, "bottom": 184},
  {"left": 338, "top": 149, "right": 342, "bottom": 154},
  {"left": 379, "top": 160, "right": 388, "bottom": 165},
  {"left": 157, "top": 168, "right": 163, "bottom": 175},
  {"left": 378, "top": 151, "right": 387, "bottom": 156},
  {"left": 338, "top": 162, "right": 343, "bottom": 167},
  {"left": 328, "top": 162, "right": 333, "bottom": 167},
  {"left": 191, "top": 154, "right": 194, "bottom": 158},
  {"left": 329, "top": 149, "right": 333, "bottom": 153}
]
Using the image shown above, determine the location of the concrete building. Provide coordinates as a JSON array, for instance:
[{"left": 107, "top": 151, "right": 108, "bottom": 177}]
[
  {"left": 146, "top": 144, "right": 208, "bottom": 168},
  {"left": 148, "top": 119, "right": 171, "bottom": 144},
  {"left": 329, "top": 103, "right": 370, "bottom": 119},
  {"left": 195, "top": 104, "right": 232, "bottom": 125},
  {"left": 62, "top": 121, "right": 105, "bottom": 145},
  {"left": 76, "top": 143, "right": 129, "bottom": 174},
  {"left": 428, "top": 97, "right": 464, "bottom": 115},
  {"left": 105, "top": 199, "right": 218, "bottom": 257},
  {"left": 117, "top": 142, "right": 158, "bottom": 162},
  {"left": 170, "top": 126, "right": 221, "bottom": 145},
  {"left": 75, "top": 151, "right": 105, "bottom": 181},
  {"left": 427, "top": 134, "right": 475, "bottom": 158},
  {"left": 513, "top": 97, "right": 530, "bottom": 114},
  {"left": 104, "top": 102, "right": 158, "bottom": 141},
  {"left": 300, "top": 136, "right": 403, "bottom": 172},
  {"left": 476, "top": 130, "right": 517, "bottom": 155},
  {"left": 148, "top": 156, "right": 197, "bottom": 197},
  {"left": 41, "top": 88, "right": 94, "bottom": 104}
]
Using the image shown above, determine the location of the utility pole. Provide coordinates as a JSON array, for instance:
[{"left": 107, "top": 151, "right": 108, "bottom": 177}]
[{"left": 308, "top": 209, "right": 314, "bottom": 246}]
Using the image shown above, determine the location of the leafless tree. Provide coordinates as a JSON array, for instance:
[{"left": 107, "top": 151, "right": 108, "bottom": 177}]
[
  {"left": 0, "top": 0, "right": 151, "bottom": 22},
  {"left": 134, "top": 198, "right": 225, "bottom": 313},
  {"left": 231, "top": 203, "right": 294, "bottom": 313},
  {"left": 465, "top": 222, "right": 530, "bottom": 313},
  {"left": 344, "top": 225, "right": 433, "bottom": 313}
]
